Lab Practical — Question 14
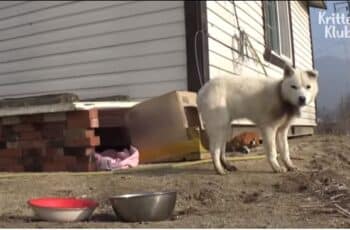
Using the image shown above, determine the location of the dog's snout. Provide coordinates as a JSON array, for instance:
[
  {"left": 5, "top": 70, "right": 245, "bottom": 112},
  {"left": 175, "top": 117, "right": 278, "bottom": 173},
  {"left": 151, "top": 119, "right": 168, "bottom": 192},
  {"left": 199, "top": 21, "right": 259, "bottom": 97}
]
[{"left": 298, "top": 96, "right": 306, "bottom": 105}]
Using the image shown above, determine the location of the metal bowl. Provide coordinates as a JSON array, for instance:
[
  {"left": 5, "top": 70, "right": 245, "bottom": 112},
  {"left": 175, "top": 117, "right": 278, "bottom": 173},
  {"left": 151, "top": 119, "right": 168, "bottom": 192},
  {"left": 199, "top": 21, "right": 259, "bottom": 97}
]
[{"left": 109, "top": 191, "right": 177, "bottom": 222}]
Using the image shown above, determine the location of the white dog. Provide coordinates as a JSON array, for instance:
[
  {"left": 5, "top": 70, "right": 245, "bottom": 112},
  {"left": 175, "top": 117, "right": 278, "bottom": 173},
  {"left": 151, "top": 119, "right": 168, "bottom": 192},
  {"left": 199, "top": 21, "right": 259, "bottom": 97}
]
[{"left": 197, "top": 64, "right": 318, "bottom": 174}]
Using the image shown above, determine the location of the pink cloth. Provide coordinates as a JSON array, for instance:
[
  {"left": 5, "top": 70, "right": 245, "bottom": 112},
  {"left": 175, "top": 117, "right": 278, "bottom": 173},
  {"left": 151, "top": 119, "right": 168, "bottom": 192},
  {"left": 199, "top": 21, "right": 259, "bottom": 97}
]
[{"left": 93, "top": 146, "right": 139, "bottom": 171}]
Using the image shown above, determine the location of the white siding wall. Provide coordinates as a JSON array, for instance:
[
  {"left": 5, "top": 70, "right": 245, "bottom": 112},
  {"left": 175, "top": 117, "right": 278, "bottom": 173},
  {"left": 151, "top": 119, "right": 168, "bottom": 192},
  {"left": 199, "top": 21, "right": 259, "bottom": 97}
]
[
  {"left": 290, "top": 1, "right": 316, "bottom": 126},
  {"left": 206, "top": 0, "right": 316, "bottom": 126},
  {"left": 0, "top": 1, "right": 187, "bottom": 101}
]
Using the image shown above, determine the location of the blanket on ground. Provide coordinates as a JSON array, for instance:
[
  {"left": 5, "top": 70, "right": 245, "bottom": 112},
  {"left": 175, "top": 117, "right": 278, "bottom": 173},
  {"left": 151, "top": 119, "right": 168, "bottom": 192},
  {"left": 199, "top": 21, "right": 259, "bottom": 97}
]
[{"left": 93, "top": 146, "right": 139, "bottom": 171}]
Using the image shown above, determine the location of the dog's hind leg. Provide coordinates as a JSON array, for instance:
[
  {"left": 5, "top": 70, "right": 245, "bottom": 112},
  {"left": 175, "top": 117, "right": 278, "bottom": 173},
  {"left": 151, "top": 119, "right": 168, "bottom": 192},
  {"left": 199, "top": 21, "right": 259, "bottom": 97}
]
[
  {"left": 220, "top": 145, "right": 237, "bottom": 171},
  {"left": 220, "top": 127, "right": 237, "bottom": 171},
  {"left": 277, "top": 125, "right": 297, "bottom": 171},
  {"left": 209, "top": 131, "right": 227, "bottom": 175},
  {"left": 261, "top": 126, "right": 286, "bottom": 173},
  {"left": 210, "top": 144, "right": 226, "bottom": 175}
]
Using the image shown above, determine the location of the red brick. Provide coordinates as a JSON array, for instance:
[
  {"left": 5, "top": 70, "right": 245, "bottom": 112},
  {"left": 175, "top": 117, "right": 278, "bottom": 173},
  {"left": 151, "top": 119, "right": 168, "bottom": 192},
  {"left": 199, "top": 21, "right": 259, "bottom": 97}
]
[
  {"left": 2, "top": 126, "right": 15, "bottom": 136},
  {"left": 2, "top": 131, "right": 18, "bottom": 142},
  {"left": 66, "top": 109, "right": 99, "bottom": 129},
  {"left": 42, "top": 162, "right": 67, "bottom": 172},
  {"left": 43, "top": 112, "right": 67, "bottom": 122},
  {"left": 22, "top": 149, "right": 44, "bottom": 171},
  {"left": 74, "top": 160, "right": 96, "bottom": 172},
  {"left": 1, "top": 116, "right": 21, "bottom": 125},
  {"left": 19, "top": 131, "right": 42, "bottom": 140},
  {"left": 0, "top": 164, "right": 24, "bottom": 172},
  {"left": 64, "top": 147, "right": 95, "bottom": 156},
  {"left": 20, "top": 114, "right": 43, "bottom": 123},
  {"left": 79, "top": 154, "right": 96, "bottom": 171},
  {"left": 13, "top": 124, "right": 40, "bottom": 133},
  {"left": 0, "top": 157, "right": 20, "bottom": 165},
  {"left": 64, "top": 129, "right": 95, "bottom": 139},
  {"left": 22, "top": 148, "right": 45, "bottom": 157},
  {"left": 45, "top": 155, "right": 76, "bottom": 163},
  {"left": 64, "top": 136, "right": 100, "bottom": 147},
  {"left": 46, "top": 148, "right": 64, "bottom": 156},
  {"left": 46, "top": 139, "right": 64, "bottom": 148},
  {"left": 67, "top": 117, "right": 99, "bottom": 129},
  {"left": 8, "top": 140, "right": 46, "bottom": 149},
  {"left": 0, "top": 149, "right": 22, "bottom": 158},
  {"left": 42, "top": 122, "right": 66, "bottom": 139},
  {"left": 6, "top": 142, "right": 18, "bottom": 149},
  {"left": 67, "top": 109, "right": 98, "bottom": 119},
  {"left": 0, "top": 141, "right": 6, "bottom": 149},
  {"left": 0, "top": 158, "right": 24, "bottom": 172},
  {"left": 42, "top": 122, "right": 66, "bottom": 129},
  {"left": 64, "top": 156, "right": 78, "bottom": 171},
  {"left": 43, "top": 156, "right": 77, "bottom": 172},
  {"left": 45, "top": 148, "right": 65, "bottom": 161}
]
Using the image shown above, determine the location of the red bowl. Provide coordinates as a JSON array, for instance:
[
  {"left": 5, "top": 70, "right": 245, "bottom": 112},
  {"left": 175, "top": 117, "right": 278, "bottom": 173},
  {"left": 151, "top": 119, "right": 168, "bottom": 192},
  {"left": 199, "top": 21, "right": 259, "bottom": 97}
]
[
  {"left": 28, "top": 197, "right": 98, "bottom": 222},
  {"left": 28, "top": 197, "right": 98, "bottom": 209}
]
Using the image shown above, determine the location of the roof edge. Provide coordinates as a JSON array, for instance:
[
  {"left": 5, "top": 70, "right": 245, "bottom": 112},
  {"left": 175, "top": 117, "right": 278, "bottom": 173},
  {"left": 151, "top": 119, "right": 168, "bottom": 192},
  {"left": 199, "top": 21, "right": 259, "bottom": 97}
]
[{"left": 308, "top": 0, "right": 327, "bottom": 9}]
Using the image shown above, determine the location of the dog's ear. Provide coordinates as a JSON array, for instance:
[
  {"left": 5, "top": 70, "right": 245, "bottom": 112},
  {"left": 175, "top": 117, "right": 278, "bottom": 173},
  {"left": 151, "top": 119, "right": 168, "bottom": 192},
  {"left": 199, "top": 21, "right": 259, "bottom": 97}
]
[
  {"left": 306, "top": 69, "right": 318, "bottom": 79},
  {"left": 283, "top": 63, "right": 294, "bottom": 78}
]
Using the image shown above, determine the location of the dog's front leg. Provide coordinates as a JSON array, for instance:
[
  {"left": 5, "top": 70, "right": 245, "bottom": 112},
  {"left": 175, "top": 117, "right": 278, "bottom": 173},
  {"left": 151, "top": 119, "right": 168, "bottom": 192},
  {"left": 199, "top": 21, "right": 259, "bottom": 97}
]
[
  {"left": 277, "top": 126, "right": 297, "bottom": 171},
  {"left": 261, "top": 127, "right": 286, "bottom": 173}
]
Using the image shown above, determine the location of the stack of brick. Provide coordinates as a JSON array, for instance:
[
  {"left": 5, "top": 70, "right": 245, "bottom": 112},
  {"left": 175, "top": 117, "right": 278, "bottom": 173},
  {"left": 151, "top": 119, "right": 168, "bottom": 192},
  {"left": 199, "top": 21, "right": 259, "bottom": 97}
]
[{"left": 0, "top": 108, "right": 131, "bottom": 172}]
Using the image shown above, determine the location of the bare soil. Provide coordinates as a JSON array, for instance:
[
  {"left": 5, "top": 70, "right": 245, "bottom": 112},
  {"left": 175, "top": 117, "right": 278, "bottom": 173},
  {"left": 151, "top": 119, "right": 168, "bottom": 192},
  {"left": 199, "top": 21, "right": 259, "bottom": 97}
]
[{"left": 0, "top": 134, "right": 350, "bottom": 228}]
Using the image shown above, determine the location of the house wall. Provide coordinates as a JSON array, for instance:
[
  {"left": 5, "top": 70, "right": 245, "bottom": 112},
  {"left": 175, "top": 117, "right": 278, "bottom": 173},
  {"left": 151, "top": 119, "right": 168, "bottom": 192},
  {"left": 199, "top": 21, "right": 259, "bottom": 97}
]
[
  {"left": 206, "top": 0, "right": 316, "bottom": 126},
  {"left": 0, "top": 1, "right": 187, "bottom": 101},
  {"left": 0, "top": 1, "right": 317, "bottom": 127}
]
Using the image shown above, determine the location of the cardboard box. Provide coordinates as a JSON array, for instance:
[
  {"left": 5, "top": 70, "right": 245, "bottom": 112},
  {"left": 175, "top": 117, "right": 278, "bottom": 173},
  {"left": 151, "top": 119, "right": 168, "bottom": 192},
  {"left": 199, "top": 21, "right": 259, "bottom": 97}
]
[{"left": 126, "top": 91, "right": 209, "bottom": 163}]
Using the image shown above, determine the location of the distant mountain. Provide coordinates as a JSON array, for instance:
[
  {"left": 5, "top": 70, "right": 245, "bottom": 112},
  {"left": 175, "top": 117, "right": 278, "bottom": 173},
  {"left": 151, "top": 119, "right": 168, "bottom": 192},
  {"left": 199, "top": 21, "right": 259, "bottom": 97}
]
[{"left": 315, "top": 56, "right": 350, "bottom": 113}]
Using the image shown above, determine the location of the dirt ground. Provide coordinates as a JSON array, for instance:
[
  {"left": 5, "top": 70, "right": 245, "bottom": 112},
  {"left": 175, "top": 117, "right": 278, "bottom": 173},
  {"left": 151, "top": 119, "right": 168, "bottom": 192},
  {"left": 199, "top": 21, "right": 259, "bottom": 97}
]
[{"left": 0, "top": 134, "right": 350, "bottom": 228}]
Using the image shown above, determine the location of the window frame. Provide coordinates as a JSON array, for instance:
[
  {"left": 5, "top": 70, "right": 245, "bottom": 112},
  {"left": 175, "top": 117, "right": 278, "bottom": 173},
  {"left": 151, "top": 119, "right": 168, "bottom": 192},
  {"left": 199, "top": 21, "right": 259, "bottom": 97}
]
[{"left": 263, "top": 0, "right": 294, "bottom": 68}]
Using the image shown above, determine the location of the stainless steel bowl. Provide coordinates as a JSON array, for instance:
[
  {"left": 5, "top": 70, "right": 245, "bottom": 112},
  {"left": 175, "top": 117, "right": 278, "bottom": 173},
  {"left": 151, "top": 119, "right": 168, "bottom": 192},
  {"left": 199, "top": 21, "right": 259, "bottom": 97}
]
[{"left": 109, "top": 191, "right": 177, "bottom": 222}]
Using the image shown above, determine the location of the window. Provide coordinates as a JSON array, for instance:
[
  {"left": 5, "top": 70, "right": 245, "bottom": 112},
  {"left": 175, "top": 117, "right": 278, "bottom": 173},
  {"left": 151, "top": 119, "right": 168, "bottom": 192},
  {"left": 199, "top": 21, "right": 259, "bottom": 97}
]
[{"left": 263, "top": 0, "right": 293, "bottom": 65}]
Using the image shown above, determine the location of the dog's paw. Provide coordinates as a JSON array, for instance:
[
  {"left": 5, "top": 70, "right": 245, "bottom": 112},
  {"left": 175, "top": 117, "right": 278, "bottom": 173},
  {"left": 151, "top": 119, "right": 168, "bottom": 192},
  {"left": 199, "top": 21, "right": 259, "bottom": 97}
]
[
  {"left": 286, "top": 164, "right": 298, "bottom": 172},
  {"left": 228, "top": 165, "right": 238, "bottom": 171},
  {"left": 273, "top": 166, "right": 287, "bottom": 173},
  {"left": 214, "top": 165, "right": 227, "bottom": 175},
  {"left": 283, "top": 160, "right": 298, "bottom": 172},
  {"left": 213, "top": 160, "right": 227, "bottom": 175},
  {"left": 215, "top": 169, "right": 227, "bottom": 175},
  {"left": 222, "top": 163, "right": 238, "bottom": 172}
]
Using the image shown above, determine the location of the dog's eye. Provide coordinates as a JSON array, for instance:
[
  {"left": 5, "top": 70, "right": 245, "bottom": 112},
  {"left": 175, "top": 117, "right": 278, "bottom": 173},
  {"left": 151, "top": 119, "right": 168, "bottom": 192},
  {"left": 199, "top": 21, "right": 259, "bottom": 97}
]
[
  {"left": 306, "top": 85, "right": 311, "bottom": 89},
  {"left": 291, "top": 85, "right": 298, "bottom": 89}
]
